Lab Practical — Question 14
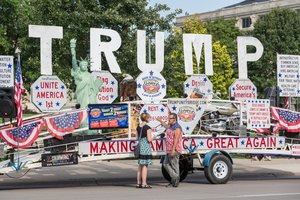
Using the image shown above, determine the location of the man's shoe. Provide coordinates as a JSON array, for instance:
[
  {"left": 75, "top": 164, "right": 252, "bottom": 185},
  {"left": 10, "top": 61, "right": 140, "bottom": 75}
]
[
  {"left": 171, "top": 178, "right": 176, "bottom": 186},
  {"left": 165, "top": 183, "right": 173, "bottom": 188},
  {"left": 173, "top": 177, "right": 180, "bottom": 187}
]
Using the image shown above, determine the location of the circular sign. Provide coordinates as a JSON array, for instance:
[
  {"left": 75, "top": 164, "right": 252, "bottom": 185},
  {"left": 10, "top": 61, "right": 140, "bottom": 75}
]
[
  {"left": 92, "top": 71, "right": 118, "bottom": 104},
  {"left": 140, "top": 104, "right": 168, "bottom": 132},
  {"left": 31, "top": 75, "right": 67, "bottom": 112},
  {"left": 229, "top": 79, "right": 257, "bottom": 102},
  {"left": 184, "top": 75, "right": 213, "bottom": 99},
  {"left": 136, "top": 69, "right": 166, "bottom": 103}
]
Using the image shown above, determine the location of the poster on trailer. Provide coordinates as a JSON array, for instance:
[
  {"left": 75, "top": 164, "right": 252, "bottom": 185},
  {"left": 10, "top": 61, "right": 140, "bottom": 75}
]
[
  {"left": 88, "top": 104, "right": 129, "bottom": 129},
  {"left": 167, "top": 98, "right": 207, "bottom": 135},
  {"left": 277, "top": 54, "right": 300, "bottom": 97},
  {"left": 246, "top": 99, "right": 270, "bottom": 129}
]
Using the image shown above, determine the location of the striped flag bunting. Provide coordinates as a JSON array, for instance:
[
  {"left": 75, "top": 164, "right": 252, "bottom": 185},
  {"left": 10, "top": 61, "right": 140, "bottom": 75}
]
[
  {"left": 44, "top": 110, "right": 87, "bottom": 140},
  {"left": 0, "top": 120, "right": 44, "bottom": 148}
]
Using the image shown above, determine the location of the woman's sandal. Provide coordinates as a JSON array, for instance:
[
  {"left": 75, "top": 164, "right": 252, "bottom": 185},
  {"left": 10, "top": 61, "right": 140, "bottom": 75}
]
[
  {"left": 136, "top": 184, "right": 142, "bottom": 188},
  {"left": 141, "top": 185, "right": 152, "bottom": 189}
]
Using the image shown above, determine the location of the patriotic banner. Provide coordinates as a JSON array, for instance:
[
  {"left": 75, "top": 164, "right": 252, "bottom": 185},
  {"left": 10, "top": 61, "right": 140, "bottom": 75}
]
[
  {"left": 79, "top": 136, "right": 285, "bottom": 155},
  {"left": 44, "top": 110, "right": 87, "bottom": 140},
  {"left": 0, "top": 120, "right": 43, "bottom": 148},
  {"left": 271, "top": 107, "right": 300, "bottom": 132}
]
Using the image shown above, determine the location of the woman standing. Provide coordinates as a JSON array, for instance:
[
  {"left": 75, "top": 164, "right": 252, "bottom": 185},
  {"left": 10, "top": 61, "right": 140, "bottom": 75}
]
[{"left": 136, "top": 113, "right": 153, "bottom": 189}]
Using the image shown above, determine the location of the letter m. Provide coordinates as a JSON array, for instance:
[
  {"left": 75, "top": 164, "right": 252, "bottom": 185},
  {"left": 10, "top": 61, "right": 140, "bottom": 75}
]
[{"left": 90, "top": 142, "right": 99, "bottom": 154}]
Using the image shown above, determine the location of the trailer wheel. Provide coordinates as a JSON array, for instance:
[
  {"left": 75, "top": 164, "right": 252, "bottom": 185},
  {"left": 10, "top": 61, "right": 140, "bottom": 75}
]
[
  {"left": 204, "top": 154, "right": 232, "bottom": 184},
  {"left": 161, "top": 155, "right": 189, "bottom": 182}
]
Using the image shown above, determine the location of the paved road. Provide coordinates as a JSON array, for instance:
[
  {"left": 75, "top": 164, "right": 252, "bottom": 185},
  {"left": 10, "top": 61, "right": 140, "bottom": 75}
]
[{"left": 0, "top": 158, "right": 300, "bottom": 200}]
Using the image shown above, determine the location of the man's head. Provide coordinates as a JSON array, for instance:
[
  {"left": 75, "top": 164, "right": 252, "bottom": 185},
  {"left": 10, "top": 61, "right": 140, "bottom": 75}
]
[{"left": 168, "top": 113, "right": 177, "bottom": 125}]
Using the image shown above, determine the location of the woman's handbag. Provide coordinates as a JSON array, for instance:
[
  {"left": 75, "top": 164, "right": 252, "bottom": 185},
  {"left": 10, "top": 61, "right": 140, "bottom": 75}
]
[{"left": 134, "top": 126, "right": 143, "bottom": 158}]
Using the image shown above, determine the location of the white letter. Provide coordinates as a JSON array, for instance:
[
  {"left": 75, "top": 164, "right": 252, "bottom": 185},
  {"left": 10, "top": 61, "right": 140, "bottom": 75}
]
[
  {"left": 90, "top": 28, "right": 121, "bottom": 73},
  {"left": 137, "top": 30, "right": 164, "bottom": 72},
  {"left": 183, "top": 34, "right": 213, "bottom": 76},
  {"left": 237, "top": 36, "right": 264, "bottom": 79},
  {"left": 29, "top": 25, "right": 63, "bottom": 75}
]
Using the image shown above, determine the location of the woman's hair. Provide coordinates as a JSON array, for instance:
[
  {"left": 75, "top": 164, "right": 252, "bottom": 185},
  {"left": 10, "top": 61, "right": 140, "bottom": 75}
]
[{"left": 140, "top": 113, "right": 150, "bottom": 122}]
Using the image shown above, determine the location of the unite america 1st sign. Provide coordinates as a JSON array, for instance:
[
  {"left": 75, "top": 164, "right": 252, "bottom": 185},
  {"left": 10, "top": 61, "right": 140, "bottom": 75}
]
[{"left": 31, "top": 75, "right": 67, "bottom": 112}]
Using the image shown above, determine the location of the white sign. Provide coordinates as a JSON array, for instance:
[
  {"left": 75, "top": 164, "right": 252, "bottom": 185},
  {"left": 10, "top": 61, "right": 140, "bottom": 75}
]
[
  {"left": 29, "top": 25, "right": 63, "bottom": 75},
  {"left": 137, "top": 30, "right": 164, "bottom": 72},
  {"left": 90, "top": 28, "right": 121, "bottom": 73},
  {"left": 229, "top": 79, "right": 257, "bottom": 102},
  {"left": 136, "top": 69, "right": 166, "bottom": 103},
  {"left": 92, "top": 71, "right": 118, "bottom": 103},
  {"left": 167, "top": 98, "right": 206, "bottom": 135},
  {"left": 78, "top": 136, "right": 285, "bottom": 155},
  {"left": 31, "top": 75, "right": 67, "bottom": 112},
  {"left": 184, "top": 75, "right": 213, "bottom": 99},
  {"left": 237, "top": 37, "right": 264, "bottom": 79},
  {"left": 277, "top": 54, "right": 300, "bottom": 97},
  {"left": 0, "top": 56, "right": 14, "bottom": 87},
  {"left": 140, "top": 104, "right": 168, "bottom": 132},
  {"left": 292, "top": 144, "right": 300, "bottom": 156},
  {"left": 183, "top": 34, "right": 213, "bottom": 76},
  {"left": 246, "top": 99, "right": 270, "bottom": 129}
]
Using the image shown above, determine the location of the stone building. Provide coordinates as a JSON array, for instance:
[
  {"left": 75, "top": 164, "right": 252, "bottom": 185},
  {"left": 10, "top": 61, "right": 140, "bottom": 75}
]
[{"left": 175, "top": 0, "right": 300, "bottom": 30}]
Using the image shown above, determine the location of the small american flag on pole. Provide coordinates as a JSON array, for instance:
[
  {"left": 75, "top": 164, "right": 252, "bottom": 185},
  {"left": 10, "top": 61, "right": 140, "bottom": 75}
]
[{"left": 14, "top": 52, "right": 24, "bottom": 127}]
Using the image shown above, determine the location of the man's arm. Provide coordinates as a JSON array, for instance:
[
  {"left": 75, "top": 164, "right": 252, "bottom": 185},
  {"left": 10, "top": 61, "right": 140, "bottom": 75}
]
[
  {"left": 156, "top": 118, "right": 170, "bottom": 129},
  {"left": 171, "top": 128, "right": 181, "bottom": 157}
]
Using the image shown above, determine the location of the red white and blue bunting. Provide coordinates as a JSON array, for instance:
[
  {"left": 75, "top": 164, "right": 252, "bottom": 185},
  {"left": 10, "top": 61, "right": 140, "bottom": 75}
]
[
  {"left": 44, "top": 110, "right": 87, "bottom": 140},
  {"left": 0, "top": 120, "right": 44, "bottom": 148}
]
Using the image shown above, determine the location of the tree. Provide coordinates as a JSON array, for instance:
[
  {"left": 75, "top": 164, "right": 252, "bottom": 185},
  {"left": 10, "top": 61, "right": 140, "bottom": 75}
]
[
  {"left": 206, "top": 18, "right": 243, "bottom": 78},
  {"left": 164, "top": 17, "right": 234, "bottom": 98},
  {"left": 249, "top": 8, "right": 300, "bottom": 95},
  {"left": 0, "top": 0, "right": 180, "bottom": 93}
]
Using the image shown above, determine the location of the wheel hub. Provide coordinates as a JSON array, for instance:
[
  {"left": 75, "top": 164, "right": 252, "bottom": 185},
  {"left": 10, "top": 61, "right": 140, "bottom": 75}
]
[{"left": 213, "top": 160, "right": 228, "bottom": 179}]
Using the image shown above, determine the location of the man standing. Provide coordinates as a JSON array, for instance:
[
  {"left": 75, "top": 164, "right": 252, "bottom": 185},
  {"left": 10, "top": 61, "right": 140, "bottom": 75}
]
[{"left": 157, "top": 113, "right": 182, "bottom": 187}]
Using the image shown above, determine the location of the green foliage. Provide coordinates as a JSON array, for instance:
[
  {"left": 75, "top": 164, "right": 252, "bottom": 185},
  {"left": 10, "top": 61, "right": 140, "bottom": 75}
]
[
  {"left": 249, "top": 8, "right": 300, "bottom": 96},
  {"left": 206, "top": 18, "right": 243, "bottom": 78},
  {"left": 210, "top": 41, "right": 234, "bottom": 98},
  {"left": 0, "top": 0, "right": 180, "bottom": 94},
  {"left": 164, "top": 17, "right": 234, "bottom": 98}
]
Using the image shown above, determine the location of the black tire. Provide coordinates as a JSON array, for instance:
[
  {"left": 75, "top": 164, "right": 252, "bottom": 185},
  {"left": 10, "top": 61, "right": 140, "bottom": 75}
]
[
  {"left": 161, "top": 155, "right": 189, "bottom": 182},
  {"left": 204, "top": 154, "right": 232, "bottom": 184}
]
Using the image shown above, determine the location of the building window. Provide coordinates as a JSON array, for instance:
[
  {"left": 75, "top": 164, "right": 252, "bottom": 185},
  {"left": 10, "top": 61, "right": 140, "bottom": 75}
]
[
  {"left": 259, "top": 15, "right": 266, "bottom": 20},
  {"left": 242, "top": 17, "right": 252, "bottom": 28}
]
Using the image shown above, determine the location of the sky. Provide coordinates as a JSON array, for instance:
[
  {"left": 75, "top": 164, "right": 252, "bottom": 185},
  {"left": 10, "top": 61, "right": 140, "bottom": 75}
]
[{"left": 148, "top": 0, "right": 244, "bottom": 16}]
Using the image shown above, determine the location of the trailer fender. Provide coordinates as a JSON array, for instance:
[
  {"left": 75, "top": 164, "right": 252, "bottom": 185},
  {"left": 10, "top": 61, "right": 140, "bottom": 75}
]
[{"left": 203, "top": 150, "right": 233, "bottom": 167}]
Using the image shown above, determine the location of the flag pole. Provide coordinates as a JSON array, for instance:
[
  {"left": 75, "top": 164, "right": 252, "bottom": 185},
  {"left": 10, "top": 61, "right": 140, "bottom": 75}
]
[{"left": 15, "top": 47, "right": 22, "bottom": 170}]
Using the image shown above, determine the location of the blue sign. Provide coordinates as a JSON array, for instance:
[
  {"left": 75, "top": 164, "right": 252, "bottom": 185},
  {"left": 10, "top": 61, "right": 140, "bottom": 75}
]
[{"left": 88, "top": 104, "right": 128, "bottom": 129}]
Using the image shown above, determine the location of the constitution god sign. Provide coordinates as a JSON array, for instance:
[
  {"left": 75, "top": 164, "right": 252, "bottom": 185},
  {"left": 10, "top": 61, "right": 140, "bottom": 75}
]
[{"left": 31, "top": 76, "right": 67, "bottom": 112}]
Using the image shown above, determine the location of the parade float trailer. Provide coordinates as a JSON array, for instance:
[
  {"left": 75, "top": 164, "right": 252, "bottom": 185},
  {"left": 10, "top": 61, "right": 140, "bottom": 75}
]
[{"left": 0, "top": 25, "right": 300, "bottom": 184}]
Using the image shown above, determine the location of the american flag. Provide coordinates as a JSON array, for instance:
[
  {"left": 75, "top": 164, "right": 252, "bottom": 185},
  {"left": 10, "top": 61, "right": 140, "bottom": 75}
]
[
  {"left": 0, "top": 120, "right": 43, "bottom": 148},
  {"left": 44, "top": 110, "right": 87, "bottom": 140},
  {"left": 271, "top": 107, "right": 300, "bottom": 132},
  {"left": 14, "top": 55, "right": 24, "bottom": 127}
]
